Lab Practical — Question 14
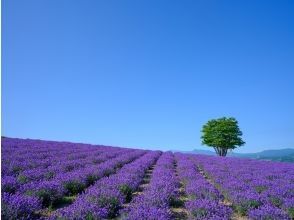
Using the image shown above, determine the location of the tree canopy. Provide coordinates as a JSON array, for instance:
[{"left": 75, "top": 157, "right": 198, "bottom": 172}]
[{"left": 201, "top": 117, "right": 245, "bottom": 156}]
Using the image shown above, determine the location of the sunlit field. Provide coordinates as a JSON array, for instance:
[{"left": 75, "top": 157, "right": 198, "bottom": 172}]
[{"left": 2, "top": 137, "right": 293, "bottom": 219}]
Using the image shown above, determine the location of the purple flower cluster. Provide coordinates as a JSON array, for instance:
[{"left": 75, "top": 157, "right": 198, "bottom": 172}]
[
  {"left": 48, "top": 198, "right": 109, "bottom": 220},
  {"left": 192, "top": 155, "right": 294, "bottom": 218},
  {"left": 185, "top": 199, "right": 232, "bottom": 220},
  {"left": 125, "top": 152, "right": 178, "bottom": 220},
  {"left": 52, "top": 149, "right": 143, "bottom": 195},
  {"left": 248, "top": 204, "right": 291, "bottom": 220},
  {"left": 2, "top": 137, "right": 294, "bottom": 219},
  {"left": 2, "top": 137, "right": 121, "bottom": 177},
  {"left": 20, "top": 180, "right": 66, "bottom": 207},
  {"left": 1, "top": 137, "right": 147, "bottom": 219},
  {"left": 2, "top": 192, "right": 42, "bottom": 219},
  {"left": 51, "top": 151, "right": 161, "bottom": 219},
  {"left": 175, "top": 153, "right": 232, "bottom": 220},
  {"left": 2, "top": 175, "right": 19, "bottom": 193}
]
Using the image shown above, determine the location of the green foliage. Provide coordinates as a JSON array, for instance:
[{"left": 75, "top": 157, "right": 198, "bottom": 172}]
[
  {"left": 53, "top": 196, "right": 76, "bottom": 210},
  {"left": 17, "top": 175, "right": 28, "bottom": 184},
  {"left": 288, "top": 207, "right": 294, "bottom": 219},
  {"left": 119, "top": 184, "right": 133, "bottom": 202},
  {"left": 201, "top": 117, "right": 245, "bottom": 156},
  {"left": 12, "top": 165, "right": 23, "bottom": 174},
  {"left": 64, "top": 181, "right": 85, "bottom": 195},
  {"left": 85, "top": 174, "right": 98, "bottom": 186},
  {"left": 235, "top": 200, "right": 261, "bottom": 216},
  {"left": 25, "top": 189, "right": 61, "bottom": 207},
  {"left": 45, "top": 171, "right": 55, "bottom": 180},
  {"left": 86, "top": 194, "right": 120, "bottom": 218},
  {"left": 97, "top": 196, "right": 120, "bottom": 218},
  {"left": 169, "top": 196, "right": 184, "bottom": 207},
  {"left": 191, "top": 208, "right": 208, "bottom": 218},
  {"left": 85, "top": 214, "right": 95, "bottom": 220},
  {"left": 269, "top": 197, "right": 283, "bottom": 207},
  {"left": 255, "top": 185, "right": 268, "bottom": 194}
]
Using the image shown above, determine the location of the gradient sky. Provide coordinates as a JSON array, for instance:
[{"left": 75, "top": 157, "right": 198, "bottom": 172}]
[{"left": 2, "top": 0, "right": 294, "bottom": 153}]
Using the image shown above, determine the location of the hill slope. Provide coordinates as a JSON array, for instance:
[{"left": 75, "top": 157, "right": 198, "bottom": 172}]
[
  {"left": 1, "top": 137, "right": 294, "bottom": 219},
  {"left": 180, "top": 148, "right": 294, "bottom": 162}
]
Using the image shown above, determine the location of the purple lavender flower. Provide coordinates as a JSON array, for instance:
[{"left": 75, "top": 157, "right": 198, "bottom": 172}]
[
  {"left": 2, "top": 192, "right": 42, "bottom": 219},
  {"left": 126, "top": 205, "right": 172, "bottom": 220},
  {"left": 248, "top": 204, "right": 291, "bottom": 220},
  {"left": 283, "top": 197, "right": 294, "bottom": 219},
  {"left": 50, "top": 199, "right": 108, "bottom": 220},
  {"left": 185, "top": 199, "right": 232, "bottom": 220},
  {"left": 50, "top": 151, "right": 158, "bottom": 219},
  {"left": 1, "top": 176, "right": 19, "bottom": 193},
  {"left": 20, "top": 180, "right": 65, "bottom": 207},
  {"left": 124, "top": 152, "right": 178, "bottom": 219},
  {"left": 2, "top": 137, "right": 294, "bottom": 219}
]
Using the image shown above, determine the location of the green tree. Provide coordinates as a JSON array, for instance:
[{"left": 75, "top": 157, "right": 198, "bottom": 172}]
[{"left": 201, "top": 117, "right": 245, "bottom": 156}]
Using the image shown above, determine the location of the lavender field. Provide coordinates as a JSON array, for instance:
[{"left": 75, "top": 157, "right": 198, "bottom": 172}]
[{"left": 1, "top": 137, "right": 294, "bottom": 220}]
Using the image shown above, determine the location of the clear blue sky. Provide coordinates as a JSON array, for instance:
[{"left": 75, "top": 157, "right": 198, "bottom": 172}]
[{"left": 2, "top": 0, "right": 294, "bottom": 153}]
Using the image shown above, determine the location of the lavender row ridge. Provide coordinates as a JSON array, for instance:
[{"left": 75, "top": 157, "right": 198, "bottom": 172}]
[
  {"left": 175, "top": 153, "right": 232, "bottom": 220},
  {"left": 2, "top": 147, "right": 147, "bottom": 219},
  {"left": 48, "top": 151, "right": 161, "bottom": 219},
  {"left": 2, "top": 137, "right": 294, "bottom": 220},
  {"left": 2, "top": 148, "right": 130, "bottom": 193},
  {"left": 191, "top": 155, "right": 293, "bottom": 219},
  {"left": 122, "top": 152, "right": 179, "bottom": 220}
]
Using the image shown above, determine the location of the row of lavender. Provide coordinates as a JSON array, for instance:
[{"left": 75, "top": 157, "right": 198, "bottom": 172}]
[
  {"left": 2, "top": 137, "right": 294, "bottom": 219},
  {"left": 2, "top": 138, "right": 139, "bottom": 198},
  {"left": 123, "top": 152, "right": 179, "bottom": 219},
  {"left": 51, "top": 152, "right": 178, "bottom": 219},
  {"left": 2, "top": 148, "right": 130, "bottom": 193},
  {"left": 1, "top": 137, "right": 149, "bottom": 219},
  {"left": 50, "top": 151, "right": 162, "bottom": 219},
  {"left": 193, "top": 155, "right": 294, "bottom": 219},
  {"left": 175, "top": 153, "right": 232, "bottom": 219},
  {"left": 2, "top": 137, "right": 125, "bottom": 177}
]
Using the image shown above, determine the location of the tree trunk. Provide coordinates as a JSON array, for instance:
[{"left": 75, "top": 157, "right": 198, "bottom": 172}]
[
  {"left": 221, "top": 148, "right": 228, "bottom": 157},
  {"left": 214, "top": 147, "right": 228, "bottom": 157},
  {"left": 213, "top": 147, "right": 220, "bottom": 155}
]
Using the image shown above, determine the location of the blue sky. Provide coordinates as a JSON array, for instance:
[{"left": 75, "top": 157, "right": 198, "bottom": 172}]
[{"left": 2, "top": 0, "right": 294, "bottom": 153}]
